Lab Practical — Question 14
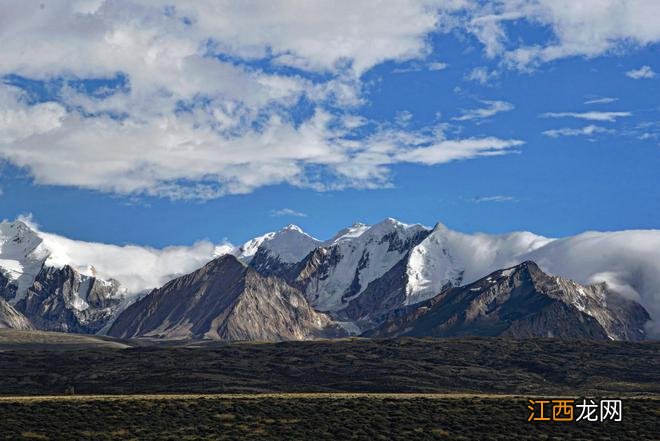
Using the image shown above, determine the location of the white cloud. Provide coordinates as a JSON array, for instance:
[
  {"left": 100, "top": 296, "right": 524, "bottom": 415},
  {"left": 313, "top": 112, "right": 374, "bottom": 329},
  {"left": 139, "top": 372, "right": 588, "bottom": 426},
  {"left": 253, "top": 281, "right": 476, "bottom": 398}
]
[
  {"left": 524, "top": 230, "right": 660, "bottom": 336},
  {"left": 452, "top": 99, "right": 514, "bottom": 121},
  {"left": 428, "top": 62, "right": 448, "bottom": 71},
  {"left": 392, "top": 61, "right": 449, "bottom": 74},
  {"left": 638, "top": 132, "right": 657, "bottom": 140},
  {"left": 395, "top": 110, "right": 413, "bottom": 126},
  {"left": 6, "top": 1, "right": 654, "bottom": 199},
  {"left": 542, "top": 111, "right": 632, "bottom": 122},
  {"left": 467, "top": 1, "right": 660, "bottom": 69},
  {"left": 1, "top": 0, "right": 534, "bottom": 200},
  {"left": 542, "top": 125, "right": 612, "bottom": 138},
  {"left": 466, "top": 66, "right": 498, "bottom": 84},
  {"left": 270, "top": 208, "right": 307, "bottom": 218},
  {"left": 0, "top": 1, "right": 457, "bottom": 78},
  {"left": 584, "top": 97, "right": 618, "bottom": 105},
  {"left": 472, "top": 195, "right": 517, "bottom": 203},
  {"left": 626, "top": 65, "right": 656, "bottom": 79},
  {"left": 397, "top": 137, "right": 524, "bottom": 165},
  {"left": 0, "top": 86, "right": 67, "bottom": 144},
  {"left": 410, "top": 224, "right": 660, "bottom": 336},
  {"left": 7, "top": 216, "right": 234, "bottom": 294}
]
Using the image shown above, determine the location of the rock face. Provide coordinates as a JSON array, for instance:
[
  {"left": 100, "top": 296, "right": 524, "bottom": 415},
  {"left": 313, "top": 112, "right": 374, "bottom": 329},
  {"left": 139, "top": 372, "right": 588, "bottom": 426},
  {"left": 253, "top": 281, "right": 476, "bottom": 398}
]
[
  {"left": 367, "top": 261, "right": 650, "bottom": 341},
  {"left": 0, "top": 298, "right": 32, "bottom": 330},
  {"left": 108, "top": 255, "right": 344, "bottom": 341},
  {"left": 14, "top": 265, "right": 123, "bottom": 334}
]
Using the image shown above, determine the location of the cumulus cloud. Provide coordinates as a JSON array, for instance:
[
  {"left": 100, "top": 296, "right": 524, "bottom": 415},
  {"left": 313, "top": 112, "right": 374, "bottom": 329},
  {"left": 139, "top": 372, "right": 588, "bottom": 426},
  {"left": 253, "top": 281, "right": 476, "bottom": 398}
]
[
  {"left": 270, "top": 208, "right": 307, "bottom": 218},
  {"left": 467, "top": 1, "right": 660, "bottom": 68},
  {"left": 626, "top": 65, "right": 656, "bottom": 79},
  {"left": 452, "top": 99, "right": 514, "bottom": 121},
  {"left": 542, "top": 125, "right": 613, "bottom": 138},
  {"left": 0, "top": 0, "right": 535, "bottom": 200},
  {"left": 542, "top": 111, "right": 632, "bottom": 122},
  {"left": 1, "top": 1, "right": 657, "bottom": 199}
]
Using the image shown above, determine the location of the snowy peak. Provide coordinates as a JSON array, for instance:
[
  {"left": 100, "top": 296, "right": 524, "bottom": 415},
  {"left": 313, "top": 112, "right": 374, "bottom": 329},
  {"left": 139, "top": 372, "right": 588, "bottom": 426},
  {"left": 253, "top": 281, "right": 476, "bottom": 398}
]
[
  {"left": 255, "top": 225, "right": 320, "bottom": 265},
  {"left": 0, "top": 220, "right": 49, "bottom": 303},
  {"left": 287, "top": 218, "right": 431, "bottom": 312},
  {"left": 235, "top": 232, "right": 276, "bottom": 263},
  {"left": 366, "top": 218, "right": 426, "bottom": 238},
  {"left": 0, "top": 221, "right": 43, "bottom": 260},
  {"left": 281, "top": 224, "right": 305, "bottom": 234}
]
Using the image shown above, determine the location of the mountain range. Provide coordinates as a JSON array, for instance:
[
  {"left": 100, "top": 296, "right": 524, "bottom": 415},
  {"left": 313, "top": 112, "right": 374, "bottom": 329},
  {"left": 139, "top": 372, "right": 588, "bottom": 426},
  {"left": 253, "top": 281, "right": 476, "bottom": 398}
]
[{"left": 1, "top": 218, "right": 658, "bottom": 341}]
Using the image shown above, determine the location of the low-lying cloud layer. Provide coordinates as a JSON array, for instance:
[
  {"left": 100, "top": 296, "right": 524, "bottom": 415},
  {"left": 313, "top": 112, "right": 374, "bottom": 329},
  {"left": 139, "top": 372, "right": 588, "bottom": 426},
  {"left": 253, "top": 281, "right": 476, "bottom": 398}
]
[{"left": 413, "top": 224, "right": 660, "bottom": 336}]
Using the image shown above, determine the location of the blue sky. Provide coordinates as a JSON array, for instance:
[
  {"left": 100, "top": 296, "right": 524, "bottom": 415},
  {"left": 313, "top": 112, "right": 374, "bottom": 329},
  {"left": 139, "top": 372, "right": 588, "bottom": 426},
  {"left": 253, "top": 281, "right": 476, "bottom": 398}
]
[{"left": 0, "top": 1, "right": 659, "bottom": 246}]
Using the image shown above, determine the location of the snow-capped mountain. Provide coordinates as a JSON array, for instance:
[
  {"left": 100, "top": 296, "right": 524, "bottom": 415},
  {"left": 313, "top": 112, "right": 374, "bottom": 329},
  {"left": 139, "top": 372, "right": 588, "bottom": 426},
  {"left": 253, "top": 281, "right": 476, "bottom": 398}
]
[
  {"left": 240, "top": 224, "right": 321, "bottom": 276},
  {"left": 0, "top": 220, "right": 126, "bottom": 332},
  {"left": 289, "top": 218, "right": 429, "bottom": 312},
  {"left": 405, "top": 223, "right": 553, "bottom": 305},
  {"left": 0, "top": 220, "right": 49, "bottom": 303},
  {"left": 1, "top": 216, "right": 659, "bottom": 340},
  {"left": 368, "top": 261, "right": 650, "bottom": 341}
]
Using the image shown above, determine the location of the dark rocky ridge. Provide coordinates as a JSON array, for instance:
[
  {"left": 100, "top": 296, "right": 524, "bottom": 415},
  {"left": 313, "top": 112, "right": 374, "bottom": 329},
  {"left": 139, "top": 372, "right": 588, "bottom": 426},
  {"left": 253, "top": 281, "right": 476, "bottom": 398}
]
[
  {"left": 367, "top": 261, "right": 649, "bottom": 340},
  {"left": 0, "top": 298, "right": 32, "bottom": 330},
  {"left": 108, "top": 254, "right": 345, "bottom": 341},
  {"left": 14, "top": 265, "right": 122, "bottom": 334}
]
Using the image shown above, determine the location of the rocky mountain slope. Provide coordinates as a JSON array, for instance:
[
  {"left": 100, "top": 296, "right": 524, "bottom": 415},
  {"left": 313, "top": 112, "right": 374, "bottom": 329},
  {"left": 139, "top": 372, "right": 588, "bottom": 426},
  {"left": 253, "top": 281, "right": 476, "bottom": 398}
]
[
  {"left": 0, "top": 298, "right": 32, "bottom": 330},
  {"left": 367, "top": 261, "right": 649, "bottom": 340},
  {"left": 108, "top": 254, "right": 345, "bottom": 341},
  {"left": 0, "top": 220, "right": 124, "bottom": 333}
]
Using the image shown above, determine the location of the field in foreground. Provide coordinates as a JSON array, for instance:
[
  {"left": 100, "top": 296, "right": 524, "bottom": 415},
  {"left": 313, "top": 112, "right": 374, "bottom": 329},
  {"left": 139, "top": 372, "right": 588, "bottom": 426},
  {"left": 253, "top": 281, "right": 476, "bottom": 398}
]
[
  {"left": 0, "top": 394, "right": 658, "bottom": 440},
  {"left": 1, "top": 332, "right": 658, "bottom": 439},
  {"left": 0, "top": 331, "right": 658, "bottom": 396}
]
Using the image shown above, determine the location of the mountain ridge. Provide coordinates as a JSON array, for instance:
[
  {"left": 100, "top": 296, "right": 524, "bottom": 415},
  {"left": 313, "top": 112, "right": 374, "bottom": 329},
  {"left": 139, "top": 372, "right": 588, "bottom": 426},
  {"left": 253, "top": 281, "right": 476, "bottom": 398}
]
[
  {"left": 1, "top": 218, "right": 659, "bottom": 340},
  {"left": 108, "top": 254, "right": 345, "bottom": 341},
  {"left": 367, "top": 261, "right": 649, "bottom": 341}
]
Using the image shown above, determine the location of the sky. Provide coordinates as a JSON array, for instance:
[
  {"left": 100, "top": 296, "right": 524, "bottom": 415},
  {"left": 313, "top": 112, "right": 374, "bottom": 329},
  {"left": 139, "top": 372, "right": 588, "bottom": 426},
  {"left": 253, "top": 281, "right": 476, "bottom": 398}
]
[{"left": 0, "top": 0, "right": 659, "bottom": 247}]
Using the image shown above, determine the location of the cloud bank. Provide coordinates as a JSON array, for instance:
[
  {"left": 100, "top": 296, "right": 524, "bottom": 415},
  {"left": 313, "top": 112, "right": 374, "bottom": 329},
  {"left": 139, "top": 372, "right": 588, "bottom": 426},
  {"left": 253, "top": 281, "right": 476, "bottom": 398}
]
[
  {"left": 412, "top": 224, "right": 660, "bottom": 336},
  {"left": 0, "top": 1, "right": 658, "bottom": 199},
  {"left": 12, "top": 216, "right": 234, "bottom": 294}
]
